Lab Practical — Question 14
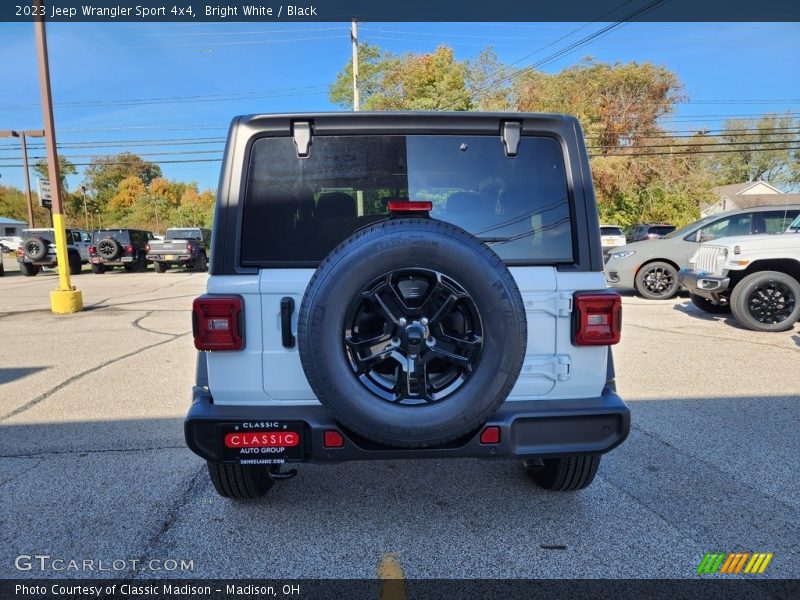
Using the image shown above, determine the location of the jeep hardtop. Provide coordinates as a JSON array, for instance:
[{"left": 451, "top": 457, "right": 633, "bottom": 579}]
[{"left": 185, "top": 112, "right": 629, "bottom": 499}]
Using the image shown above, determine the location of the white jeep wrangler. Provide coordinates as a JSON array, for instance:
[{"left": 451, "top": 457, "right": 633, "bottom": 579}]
[
  {"left": 680, "top": 214, "right": 800, "bottom": 331},
  {"left": 185, "top": 112, "right": 629, "bottom": 499}
]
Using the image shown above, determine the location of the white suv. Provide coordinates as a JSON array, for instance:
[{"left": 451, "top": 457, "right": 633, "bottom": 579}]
[
  {"left": 16, "top": 228, "right": 91, "bottom": 276},
  {"left": 184, "top": 112, "right": 629, "bottom": 499},
  {"left": 680, "top": 215, "right": 800, "bottom": 331}
]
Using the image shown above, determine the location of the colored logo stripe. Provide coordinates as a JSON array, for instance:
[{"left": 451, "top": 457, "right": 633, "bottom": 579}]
[{"left": 697, "top": 552, "right": 773, "bottom": 574}]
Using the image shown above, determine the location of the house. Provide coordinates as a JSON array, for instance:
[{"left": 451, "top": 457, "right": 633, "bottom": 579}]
[
  {"left": 701, "top": 181, "right": 800, "bottom": 217},
  {"left": 0, "top": 216, "right": 27, "bottom": 238}
]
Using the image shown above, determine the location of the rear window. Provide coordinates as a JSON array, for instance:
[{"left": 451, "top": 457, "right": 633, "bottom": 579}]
[
  {"left": 648, "top": 225, "right": 675, "bottom": 237},
  {"left": 166, "top": 229, "right": 202, "bottom": 240},
  {"left": 600, "top": 226, "right": 623, "bottom": 236},
  {"left": 93, "top": 230, "right": 130, "bottom": 243},
  {"left": 241, "top": 134, "right": 573, "bottom": 265}
]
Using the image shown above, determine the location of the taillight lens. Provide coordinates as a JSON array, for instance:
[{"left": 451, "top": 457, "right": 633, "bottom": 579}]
[
  {"left": 16, "top": 247, "right": 24, "bottom": 257},
  {"left": 186, "top": 242, "right": 193, "bottom": 251},
  {"left": 572, "top": 292, "right": 621, "bottom": 346},
  {"left": 88, "top": 245, "right": 95, "bottom": 254},
  {"left": 145, "top": 244, "right": 150, "bottom": 252},
  {"left": 192, "top": 295, "right": 244, "bottom": 351},
  {"left": 126, "top": 244, "right": 134, "bottom": 254}
]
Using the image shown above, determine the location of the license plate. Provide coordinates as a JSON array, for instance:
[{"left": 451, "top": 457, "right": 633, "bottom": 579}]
[
  {"left": 219, "top": 422, "right": 303, "bottom": 464},
  {"left": 165, "top": 254, "right": 174, "bottom": 260}
]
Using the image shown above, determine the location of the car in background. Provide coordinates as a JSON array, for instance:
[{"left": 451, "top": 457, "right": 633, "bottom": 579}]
[
  {"left": 600, "top": 224, "right": 627, "bottom": 255},
  {"left": 605, "top": 205, "right": 800, "bottom": 299},
  {"left": 89, "top": 229, "right": 155, "bottom": 273},
  {"left": 146, "top": 227, "right": 210, "bottom": 272},
  {"left": 0, "top": 236, "right": 22, "bottom": 253},
  {"left": 16, "top": 228, "right": 91, "bottom": 276},
  {"left": 680, "top": 213, "right": 800, "bottom": 331},
  {"left": 625, "top": 223, "right": 676, "bottom": 243}
]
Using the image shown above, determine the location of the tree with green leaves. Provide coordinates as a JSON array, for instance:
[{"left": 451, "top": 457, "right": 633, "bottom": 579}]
[
  {"left": 710, "top": 113, "right": 798, "bottom": 188},
  {"left": 83, "top": 152, "right": 162, "bottom": 213}
]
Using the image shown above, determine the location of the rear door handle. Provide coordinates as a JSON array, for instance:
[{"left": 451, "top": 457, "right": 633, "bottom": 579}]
[{"left": 280, "top": 297, "right": 295, "bottom": 348}]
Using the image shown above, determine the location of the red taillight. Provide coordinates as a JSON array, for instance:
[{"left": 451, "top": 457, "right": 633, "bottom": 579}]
[
  {"left": 572, "top": 292, "right": 622, "bottom": 346},
  {"left": 145, "top": 244, "right": 150, "bottom": 252},
  {"left": 323, "top": 430, "right": 345, "bottom": 448},
  {"left": 88, "top": 245, "right": 95, "bottom": 254},
  {"left": 479, "top": 426, "right": 500, "bottom": 445},
  {"left": 388, "top": 200, "right": 433, "bottom": 213},
  {"left": 16, "top": 247, "right": 24, "bottom": 257},
  {"left": 192, "top": 295, "right": 244, "bottom": 351},
  {"left": 125, "top": 244, "right": 134, "bottom": 254},
  {"left": 186, "top": 242, "right": 193, "bottom": 251}
]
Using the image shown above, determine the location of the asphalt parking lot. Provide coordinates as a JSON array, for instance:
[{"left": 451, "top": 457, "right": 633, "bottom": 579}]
[{"left": 1, "top": 254, "right": 798, "bottom": 580}]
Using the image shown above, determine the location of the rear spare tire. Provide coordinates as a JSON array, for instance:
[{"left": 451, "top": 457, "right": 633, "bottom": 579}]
[
  {"left": 297, "top": 218, "right": 527, "bottom": 449},
  {"left": 23, "top": 237, "right": 48, "bottom": 261},
  {"left": 96, "top": 238, "right": 121, "bottom": 261}
]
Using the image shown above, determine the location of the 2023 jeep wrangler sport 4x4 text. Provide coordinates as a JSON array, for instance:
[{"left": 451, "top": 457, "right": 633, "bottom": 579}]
[{"left": 185, "top": 112, "right": 629, "bottom": 499}]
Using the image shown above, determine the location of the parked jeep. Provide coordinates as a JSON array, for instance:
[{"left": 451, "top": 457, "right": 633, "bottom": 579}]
[
  {"left": 89, "top": 229, "right": 154, "bottom": 273},
  {"left": 146, "top": 227, "right": 210, "bottom": 272},
  {"left": 679, "top": 214, "right": 800, "bottom": 331},
  {"left": 16, "top": 228, "right": 91, "bottom": 276},
  {"left": 606, "top": 205, "right": 800, "bottom": 299},
  {"left": 185, "top": 112, "right": 629, "bottom": 500}
]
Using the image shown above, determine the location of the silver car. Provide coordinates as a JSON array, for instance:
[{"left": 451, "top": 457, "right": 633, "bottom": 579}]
[{"left": 604, "top": 205, "right": 800, "bottom": 299}]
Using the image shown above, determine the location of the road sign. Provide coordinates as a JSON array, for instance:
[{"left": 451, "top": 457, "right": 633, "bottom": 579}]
[{"left": 37, "top": 178, "right": 52, "bottom": 209}]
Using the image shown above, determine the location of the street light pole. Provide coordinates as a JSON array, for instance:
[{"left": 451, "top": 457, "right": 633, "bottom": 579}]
[
  {"left": 34, "top": 3, "right": 82, "bottom": 314},
  {"left": 0, "top": 129, "right": 42, "bottom": 228}
]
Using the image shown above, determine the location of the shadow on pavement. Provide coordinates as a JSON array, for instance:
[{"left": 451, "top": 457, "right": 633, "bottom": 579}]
[{"left": 0, "top": 366, "right": 50, "bottom": 385}]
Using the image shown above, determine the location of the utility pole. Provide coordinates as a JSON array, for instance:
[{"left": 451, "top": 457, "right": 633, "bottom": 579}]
[
  {"left": 34, "top": 2, "right": 82, "bottom": 313},
  {"left": 0, "top": 129, "right": 44, "bottom": 227},
  {"left": 351, "top": 18, "right": 360, "bottom": 111},
  {"left": 80, "top": 185, "right": 89, "bottom": 230}
]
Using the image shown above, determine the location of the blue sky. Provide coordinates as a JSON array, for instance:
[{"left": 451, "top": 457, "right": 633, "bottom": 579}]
[{"left": 0, "top": 21, "right": 798, "bottom": 193}]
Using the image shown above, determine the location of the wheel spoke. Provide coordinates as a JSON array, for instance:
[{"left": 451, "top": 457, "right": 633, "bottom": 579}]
[
  {"left": 418, "top": 282, "right": 459, "bottom": 324},
  {"left": 366, "top": 280, "right": 408, "bottom": 325}
]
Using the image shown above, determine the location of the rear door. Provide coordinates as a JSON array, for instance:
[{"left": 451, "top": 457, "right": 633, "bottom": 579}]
[{"left": 207, "top": 117, "right": 607, "bottom": 406}]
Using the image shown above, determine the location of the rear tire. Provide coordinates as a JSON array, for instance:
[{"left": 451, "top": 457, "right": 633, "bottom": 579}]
[
  {"left": 730, "top": 271, "right": 800, "bottom": 332},
  {"left": 635, "top": 261, "right": 679, "bottom": 299},
  {"left": 20, "top": 262, "right": 39, "bottom": 277},
  {"left": 524, "top": 455, "right": 601, "bottom": 491},
  {"left": 195, "top": 253, "right": 208, "bottom": 272},
  {"left": 690, "top": 293, "right": 730, "bottom": 314},
  {"left": 207, "top": 462, "right": 276, "bottom": 500},
  {"left": 153, "top": 261, "right": 167, "bottom": 273},
  {"left": 68, "top": 252, "right": 82, "bottom": 275}
]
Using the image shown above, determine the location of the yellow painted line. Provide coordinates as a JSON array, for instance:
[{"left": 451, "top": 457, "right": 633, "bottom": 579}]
[
  {"left": 749, "top": 553, "right": 766, "bottom": 573},
  {"left": 744, "top": 554, "right": 760, "bottom": 574},
  {"left": 758, "top": 553, "right": 773, "bottom": 574},
  {"left": 378, "top": 553, "right": 407, "bottom": 600}
]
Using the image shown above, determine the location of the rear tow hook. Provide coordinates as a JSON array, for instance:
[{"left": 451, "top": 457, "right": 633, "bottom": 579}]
[{"left": 269, "top": 467, "right": 298, "bottom": 482}]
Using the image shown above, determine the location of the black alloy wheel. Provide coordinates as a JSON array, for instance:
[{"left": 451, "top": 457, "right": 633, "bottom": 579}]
[
  {"left": 635, "top": 261, "right": 679, "bottom": 300},
  {"left": 344, "top": 268, "right": 483, "bottom": 405},
  {"left": 730, "top": 270, "right": 800, "bottom": 332}
]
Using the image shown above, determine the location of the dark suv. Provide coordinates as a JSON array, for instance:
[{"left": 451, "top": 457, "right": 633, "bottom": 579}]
[
  {"left": 89, "top": 229, "right": 154, "bottom": 273},
  {"left": 625, "top": 223, "right": 675, "bottom": 243}
]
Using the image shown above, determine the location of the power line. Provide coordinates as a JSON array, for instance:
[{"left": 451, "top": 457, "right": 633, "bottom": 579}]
[{"left": 481, "top": 0, "right": 669, "bottom": 91}]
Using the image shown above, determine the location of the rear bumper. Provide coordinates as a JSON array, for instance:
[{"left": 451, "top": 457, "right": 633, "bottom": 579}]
[
  {"left": 147, "top": 254, "right": 191, "bottom": 263},
  {"left": 185, "top": 386, "right": 630, "bottom": 464},
  {"left": 91, "top": 256, "right": 136, "bottom": 265},
  {"left": 678, "top": 269, "right": 730, "bottom": 301}
]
